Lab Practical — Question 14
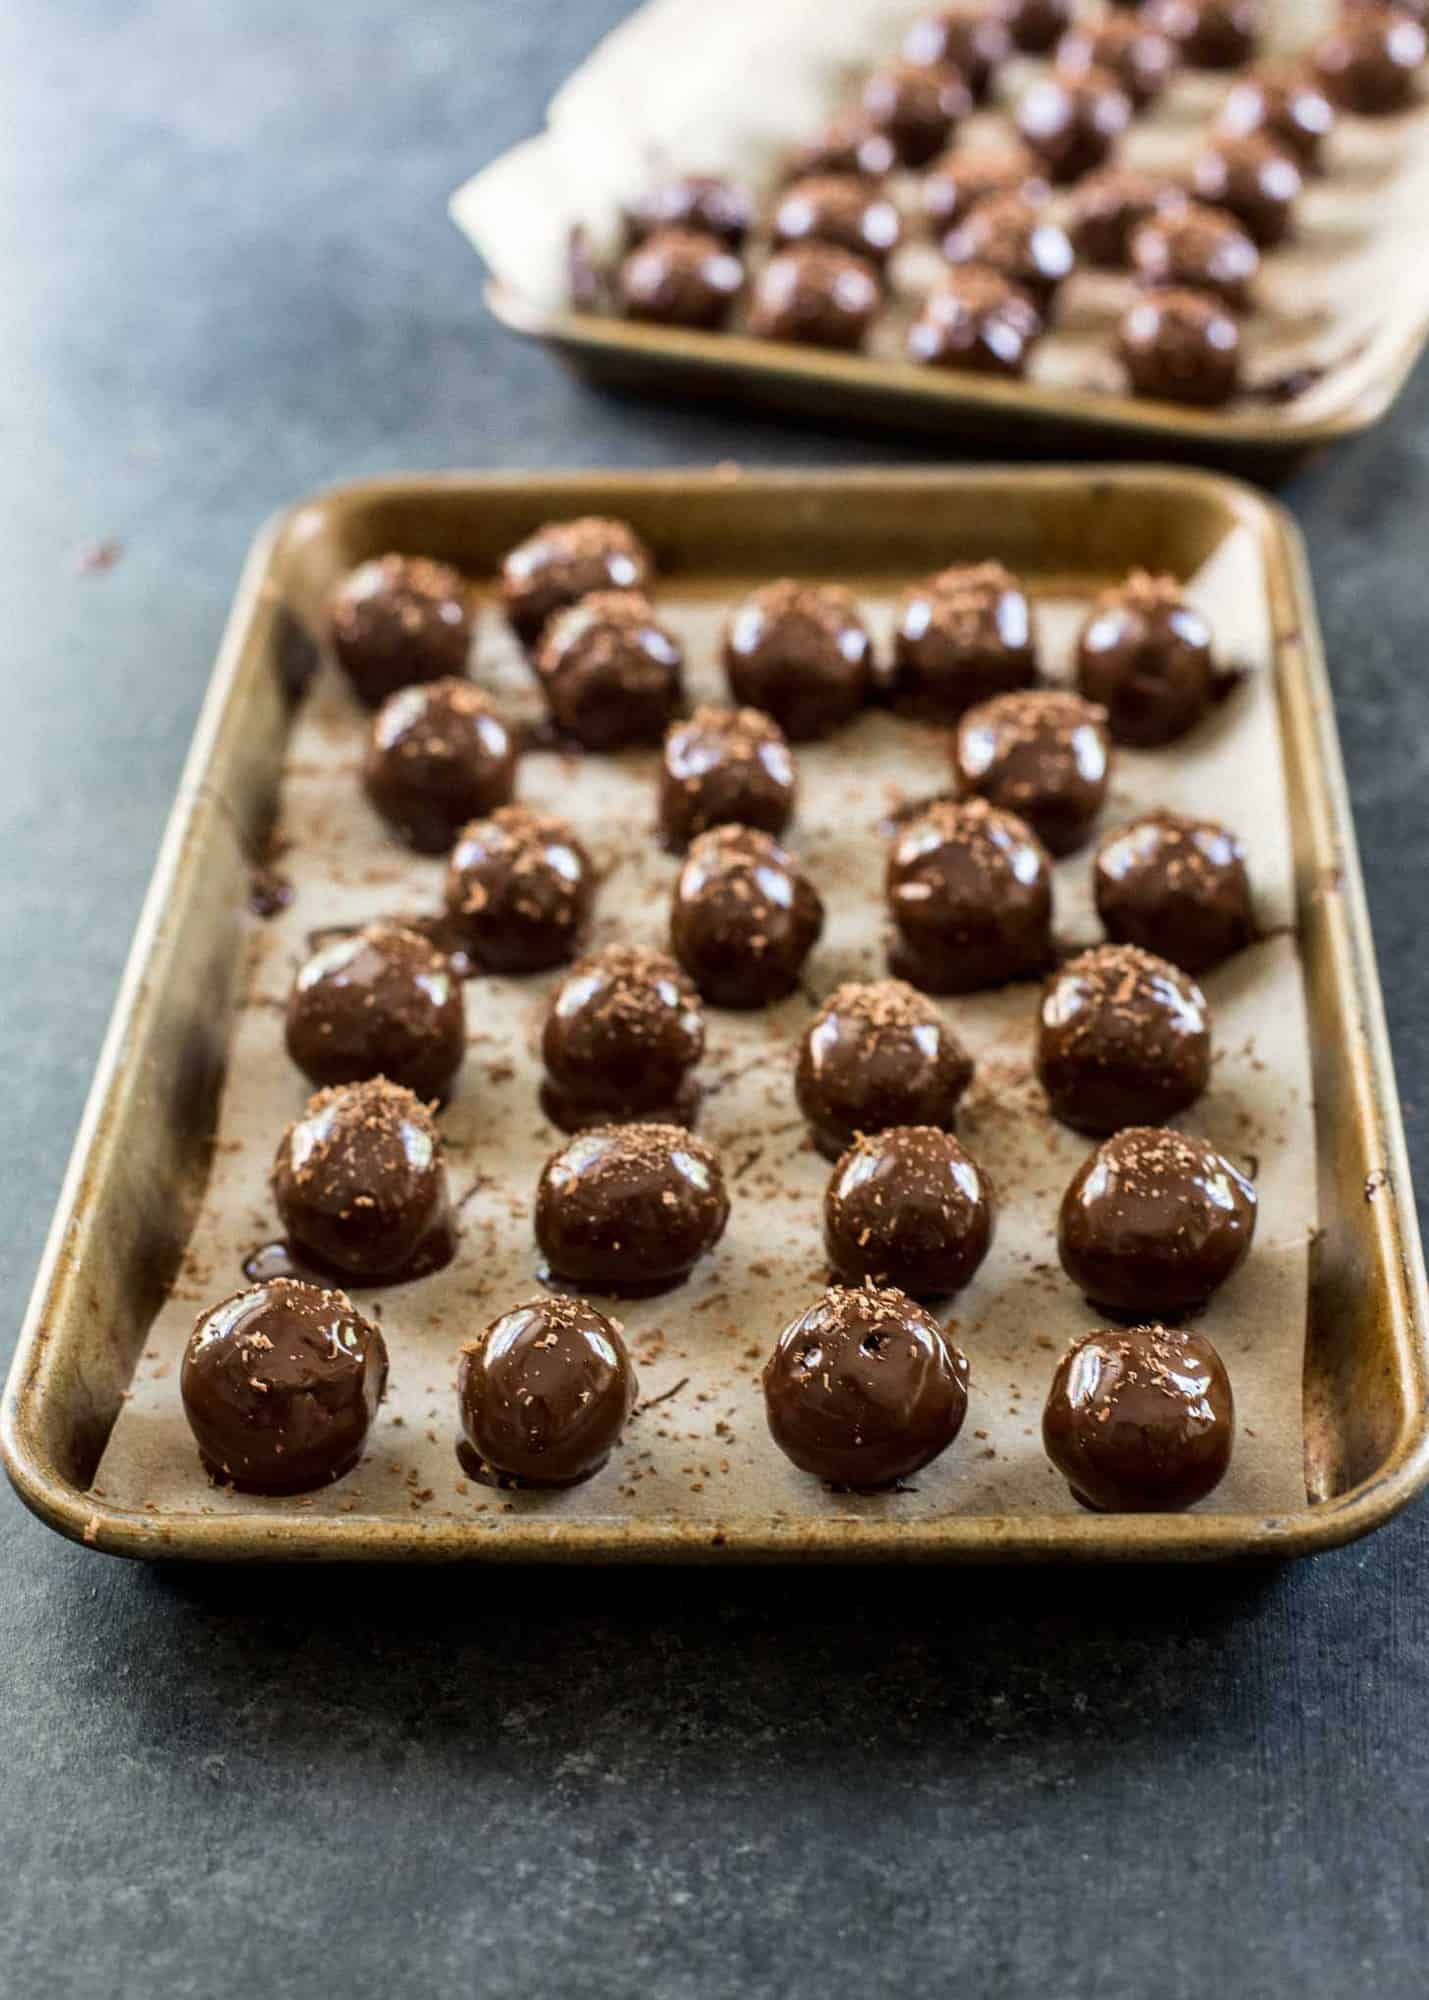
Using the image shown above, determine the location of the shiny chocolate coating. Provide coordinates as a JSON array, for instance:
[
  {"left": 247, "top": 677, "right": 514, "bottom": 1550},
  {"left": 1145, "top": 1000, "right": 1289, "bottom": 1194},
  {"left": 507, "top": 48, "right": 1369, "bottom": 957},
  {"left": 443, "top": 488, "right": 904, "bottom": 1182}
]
[
  {"left": 894, "top": 562, "right": 1038, "bottom": 720},
  {"left": 886, "top": 796, "right": 1053, "bottom": 994},
  {"left": 499, "top": 516, "right": 653, "bottom": 650},
  {"left": 444, "top": 805, "right": 594, "bottom": 974},
  {"left": 1036, "top": 943, "right": 1211, "bottom": 1135},
  {"left": 860, "top": 59, "right": 973, "bottom": 166},
  {"left": 907, "top": 269, "right": 1043, "bottom": 377},
  {"left": 327, "top": 555, "right": 474, "bottom": 708},
  {"left": 1076, "top": 570, "right": 1214, "bottom": 746},
  {"left": 994, "top": 0, "right": 1074, "bottom": 56},
  {"left": 795, "top": 978, "right": 974, "bottom": 1160},
  {"left": 1313, "top": 8, "right": 1426, "bottom": 113},
  {"left": 954, "top": 688, "right": 1111, "bottom": 857},
  {"left": 1015, "top": 68, "right": 1133, "bottom": 183},
  {"left": 723, "top": 579, "right": 873, "bottom": 740},
  {"left": 535, "top": 1122, "right": 729, "bottom": 1294},
  {"left": 272, "top": 1078, "right": 452, "bottom": 1281},
  {"left": 941, "top": 193, "right": 1075, "bottom": 313},
  {"left": 772, "top": 174, "right": 903, "bottom": 267},
  {"left": 285, "top": 921, "right": 465, "bottom": 1104},
  {"left": 1118, "top": 287, "right": 1241, "bottom": 407},
  {"left": 1043, "top": 1324, "right": 1234, "bottom": 1509},
  {"left": 782, "top": 114, "right": 900, "bottom": 183},
  {"left": 1217, "top": 65, "right": 1335, "bottom": 172},
  {"left": 825, "top": 1127, "right": 994, "bottom": 1295},
  {"left": 659, "top": 704, "right": 797, "bottom": 849},
  {"left": 1095, "top": 811, "right": 1254, "bottom": 972},
  {"left": 1056, "top": 14, "right": 1179, "bottom": 106},
  {"left": 534, "top": 590, "right": 683, "bottom": 749},
  {"left": 1130, "top": 201, "right": 1258, "bottom": 312},
  {"left": 363, "top": 677, "right": 516, "bottom": 854},
  {"left": 763, "top": 1285, "right": 971, "bottom": 1486},
  {"left": 459, "top": 1296, "right": 637, "bottom": 1485},
  {"left": 748, "top": 243, "right": 882, "bottom": 350},
  {"left": 618, "top": 227, "right": 744, "bottom": 329},
  {"left": 1058, "top": 1126, "right": 1256, "bottom": 1314},
  {"left": 181, "top": 1278, "right": 387, "bottom": 1494},
  {"left": 670, "top": 824, "right": 824, "bottom": 1008},
  {"left": 1147, "top": 0, "right": 1262, "bottom": 69},
  {"left": 540, "top": 944, "right": 705, "bottom": 1132},
  {"left": 903, "top": 7, "right": 1014, "bottom": 99},
  {"left": 1068, "top": 169, "right": 1184, "bottom": 268},
  {"left": 625, "top": 174, "right": 753, "bottom": 248},
  {"left": 921, "top": 144, "right": 1050, "bottom": 233},
  {"left": 1190, "top": 134, "right": 1301, "bottom": 248}
]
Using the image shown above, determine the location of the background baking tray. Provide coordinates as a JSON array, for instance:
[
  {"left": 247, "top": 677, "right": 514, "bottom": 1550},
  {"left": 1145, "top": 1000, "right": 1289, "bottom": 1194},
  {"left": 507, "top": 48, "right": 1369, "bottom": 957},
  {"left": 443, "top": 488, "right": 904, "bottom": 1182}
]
[{"left": 2, "top": 467, "right": 1425, "bottom": 1563}]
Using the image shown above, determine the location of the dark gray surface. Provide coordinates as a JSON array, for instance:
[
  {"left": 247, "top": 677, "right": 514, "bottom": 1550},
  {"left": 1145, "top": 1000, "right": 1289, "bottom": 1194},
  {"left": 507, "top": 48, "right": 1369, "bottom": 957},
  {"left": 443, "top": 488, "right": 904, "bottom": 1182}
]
[{"left": 3, "top": 4, "right": 1428, "bottom": 1995}]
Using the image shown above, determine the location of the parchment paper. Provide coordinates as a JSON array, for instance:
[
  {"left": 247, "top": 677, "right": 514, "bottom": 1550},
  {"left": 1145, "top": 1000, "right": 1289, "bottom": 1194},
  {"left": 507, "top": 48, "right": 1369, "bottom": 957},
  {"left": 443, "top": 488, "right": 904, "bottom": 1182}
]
[{"left": 92, "top": 522, "right": 1315, "bottom": 1525}]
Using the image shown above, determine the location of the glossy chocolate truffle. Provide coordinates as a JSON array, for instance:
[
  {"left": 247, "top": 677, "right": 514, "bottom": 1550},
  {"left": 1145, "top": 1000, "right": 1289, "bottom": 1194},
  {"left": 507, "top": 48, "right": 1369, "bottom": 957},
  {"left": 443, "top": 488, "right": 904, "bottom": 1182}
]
[
  {"left": 860, "top": 59, "right": 974, "bottom": 166},
  {"left": 1314, "top": 9, "right": 1425, "bottom": 113},
  {"left": 1190, "top": 134, "right": 1301, "bottom": 248},
  {"left": 994, "top": 0, "right": 1074, "bottom": 56},
  {"left": 723, "top": 579, "right": 873, "bottom": 740},
  {"left": 1148, "top": 0, "right": 1262, "bottom": 69},
  {"left": 954, "top": 689, "right": 1111, "bottom": 857},
  {"left": 782, "top": 114, "right": 900, "bottom": 183},
  {"left": 772, "top": 174, "right": 903, "bottom": 266},
  {"left": 1036, "top": 943, "right": 1211, "bottom": 1135},
  {"left": 540, "top": 944, "right": 705, "bottom": 1132},
  {"left": 181, "top": 1278, "right": 387, "bottom": 1494},
  {"left": 893, "top": 562, "right": 1038, "bottom": 719},
  {"left": 1059, "top": 1126, "right": 1256, "bottom": 1314},
  {"left": 748, "top": 243, "right": 882, "bottom": 350},
  {"left": 499, "top": 516, "right": 653, "bottom": 650},
  {"left": 1076, "top": 571, "right": 1214, "bottom": 746},
  {"left": 1015, "top": 69, "right": 1133, "bottom": 184},
  {"left": 626, "top": 174, "right": 753, "bottom": 248},
  {"left": 825, "top": 1127, "right": 994, "bottom": 1295},
  {"left": 327, "top": 555, "right": 474, "bottom": 708},
  {"left": 906, "top": 270, "right": 1043, "bottom": 377},
  {"left": 1130, "top": 201, "right": 1258, "bottom": 311},
  {"left": 1056, "top": 14, "right": 1179, "bottom": 106},
  {"left": 618, "top": 227, "right": 744, "bottom": 329},
  {"left": 941, "top": 193, "right": 1075, "bottom": 313},
  {"left": 670, "top": 824, "right": 824, "bottom": 1008},
  {"left": 534, "top": 1122, "right": 729, "bottom": 1294},
  {"left": 921, "top": 143, "right": 1050, "bottom": 233},
  {"left": 1095, "top": 811, "right": 1253, "bottom": 972},
  {"left": 1118, "top": 287, "right": 1242, "bottom": 406},
  {"left": 886, "top": 796, "right": 1054, "bottom": 994},
  {"left": 1043, "top": 1324, "right": 1234, "bottom": 1509},
  {"left": 903, "top": 8, "right": 1014, "bottom": 100},
  {"left": 363, "top": 677, "right": 516, "bottom": 854},
  {"left": 534, "top": 590, "right": 683, "bottom": 749},
  {"left": 444, "top": 805, "right": 594, "bottom": 975},
  {"left": 795, "top": 978, "right": 974, "bottom": 1160},
  {"left": 272, "top": 1078, "right": 453, "bottom": 1281},
  {"left": 1067, "top": 169, "right": 1184, "bottom": 268},
  {"left": 659, "top": 704, "right": 797, "bottom": 849},
  {"left": 285, "top": 922, "right": 465, "bottom": 1104},
  {"left": 763, "top": 1284, "right": 971, "bottom": 1486},
  {"left": 1217, "top": 65, "right": 1335, "bottom": 172},
  {"left": 458, "top": 1296, "right": 637, "bottom": 1485}
]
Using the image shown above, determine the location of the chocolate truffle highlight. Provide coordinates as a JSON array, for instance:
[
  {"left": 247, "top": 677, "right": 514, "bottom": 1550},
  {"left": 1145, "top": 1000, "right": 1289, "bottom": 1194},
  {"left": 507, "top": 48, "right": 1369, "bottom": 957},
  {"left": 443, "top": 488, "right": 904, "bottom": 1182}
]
[
  {"left": 1036, "top": 943, "right": 1212, "bottom": 1135},
  {"left": 772, "top": 175, "right": 903, "bottom": 266},
  {"left": 1067, "top": 169, "right": 1184, "bottom": 269},
  {"left": 540, "top": 944, "right": 705, "bottom": 1132},
  {"left": 903, "top": 8, "right": 1014, "bottom": 100},
  {"left": 363, "top": 677, "right": 517, "bottom": 854},
  {"left": 500, "top": 516, "right": 653, "bottom": 650},
  {"left": 907, "top": 269, "right": 1043, "bottom": 377},
  {"left": 1131, "top": 201, "right": 1259, "bottom": 312},
  {"left": 1148, "top": 0, "right": 1262, "bottom": 69},
  {"left": 748, "top": 244, "right": 882, "bottom": 350},
  {"left": 618, "top": 228, "right": 744, "bottom": 329},
  {"left": 1313, "top": 8, "right": 1426, "bottom": 113},
  {"left": 954, "top": 688, "right": 1111, "bottom": 857},
  {"left": 1043, "top": 1324, "right": 1235, "bottom": 1510},
  {"left": 894, "top": 561, "right": 1039, "bottom": 721},
  {"left": 1095, "top": 811, "right": 1253, "bottom": 972},
  {"left": 535, "top": 1123, "right": 729, "bottom": 1295},
  {"left": 941, "top": 193, "right": 1075, "bottom": 313},
  {"left": 459, "top": 1296, "right": 637, "bottom": 1485},
  {"left": 1076, "top": 571, "right": 1214, "bottom": 746},
  {"left": 327, "top": 555, "right": 474, "bottom": 709},
  {"left": 1118, "top": 287, "right": 1242, "bottom": 407},
  {"left": 825, "top": 1127, "right": 994, "bottom": 1296},
  {"left": 1056, "top": 14, "right": 1179, "bottom": 106},
  {"left": 886, "top": 796, "right": 1054, "bottom": 994},
  {"left": 1217, "top": 65, "right": 1335, "bottom": 172},
  {"left": 626, "top": 174, "right": 752, "bottom": 248},
  {"left": 659, "top": 704, "right": 797, "bottom": 849},
  {"left": 671, "top": 824, "right": 824, "bottom": 1008},
  {"left": 782, "top": 114, "right": 900, "bottom": 183},
  {"left": 921, "top": 144, "right": 1050, "bottom": 234},
  {"left": 795, "top": 978, "right": 974, "bottom": 1160},
  {"left": 1015, "top": 68, "right": 1133, "bottom": 184},
  {"left": 285, "top": 921, "right": 465, "bottom": 1104},
  {"left": 723, "top": 579, "right": 873, "bottom": 740},
  {"left": 860, "top": 59, "right": 974, "bottom": 166},
  {"left": 535, "top": 590, "right": 683, "bottom": 749},
  {"left": 1190, "top": 134, "right": 1301, "bottom": 248},
  {"left": 444, "top": 805, "right": 594, "bottom": 974}
]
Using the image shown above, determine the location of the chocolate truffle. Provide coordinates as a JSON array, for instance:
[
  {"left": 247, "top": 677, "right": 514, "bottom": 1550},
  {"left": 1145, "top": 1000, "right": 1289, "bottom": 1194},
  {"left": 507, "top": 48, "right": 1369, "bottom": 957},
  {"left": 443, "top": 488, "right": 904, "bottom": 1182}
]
[
  {"left": 954, "top": 689, "right": 1111, "bottom": 857},
  {"left": 1067, "top": 169, "right": 1184, "bottom": 269},
  {"left": 825, "top": 1127, "right": 994, "bottom": 1295},
  {"left": 285, "top": 921, "right": 465, "bottom": 1104},
  {"left": 1190, "top": 134, "right": 1301, "bottom": 248},
  {"left": 1118, "top": 287, "right": 1242, "bottom": 406},
  {"left": 941, "top": 193, "right": 1075, "bottom": 313},
  {"left": 1217, "top": 64, "right": 1336, "bottom": 172},
  {"left": 1057, "top": 14, "right": 1179, "bottom": 107},
  {"left": 782, "top": 114, "right": 900, "bottom": 183},
  {"left": 363, "top": 677, "right": 517, "bottom": 854},
  {"left": 993, "top": 0, "right": 1074, "bottom": 56},
  {"left": 534, "top": 1122, "right": 729, "bottom": 1294},
  {"left": 892, "top": 561, "right": 1038, "bottom": 719},
  {"left": 499, "top": 516, "right": 653, "bottom": 651},
  {"left": 540, "top": 944, "right": 705, "bottom": 1132},
  {"left": 1043, "top": 1324, "right": 1234, "bottom": 1509},
  {"left": 658, "top": 704, "right": 797, "bottom": 849},
  {"left": 1130, "top": 201, "right": 1258, "bottom": 312},
  {"left": 1015, "top": 69, "right": 1133, "bottom": 183},
  {"left": 1036, "top": 943, "right": 1211, "bottom": 1135},
  {"left": 921, "top": 144, "right": 1050, "bottom": 233},
  {"left": 763, "top": 1285, "right": 971, "bottom": 1486},
  {"left": 906, "top": 269, "right": 1043, "bottom": 377},
  {"left": 1147, "top": 0, "right": 1262, "bottom": 69},
  {"left": 327, "top": 555, "right": 474, "bottom": 708},
  {"left": 795, "top": 978, "right": 974, "bottom": 1160},
  {"left": 1076, "top": 571, "right": 1214, "bottom": 746},
  {"left": 181, "top": 1278, "right": 387, "bottom": 1494},
  {"left": 1059, "top": 1126, "right": 1256, "bottom": 1314},
  {"left": 670, "top": 824, "right": 824, "bottom": 1008},
  {"left": 772, "top": 174, "right": 903, "bottom": 267},
  {"left": 860, "top": 59, "right": 974, "bottom": 167},
  {"left": 886, "top": 796, "right": 1054, "bottom": 994},
  {"left": 723, "top": 579, "right": 874, "bottom": 740},
  {"left": 903, "top": 8, "right": 1014, "bottom": 100},
  {"left": 443, "top": 805, "right": 593, "bottom": 975},
  {"left": 617, "top": 227, "right": 744, "bottom": 329},
  {"left": 625, "top": 174, "right": 753, "bottom": 248},
  {"left": 458, "top": 1296, "right": 637, "bottom": 1485},
  {"left": 1312, "top": 8, "right": 1426, "bottom": 113},
  {"left": 748, "top": 244, "right": 882, "bottom": 350},
  {"left": 1095, "top": 811, "right": 1253, "bottom": 972},
  {"left": 534, "top": 591, "right": 683, "bottom": 749},
  {"left": 272, "top": 1078, "right": 454, "bottom": 1281}
]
